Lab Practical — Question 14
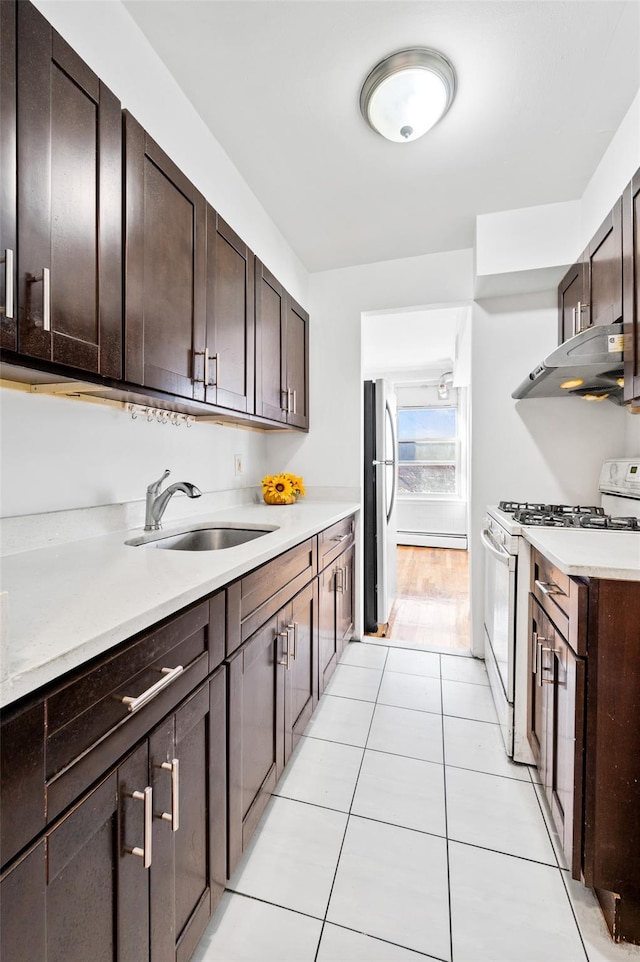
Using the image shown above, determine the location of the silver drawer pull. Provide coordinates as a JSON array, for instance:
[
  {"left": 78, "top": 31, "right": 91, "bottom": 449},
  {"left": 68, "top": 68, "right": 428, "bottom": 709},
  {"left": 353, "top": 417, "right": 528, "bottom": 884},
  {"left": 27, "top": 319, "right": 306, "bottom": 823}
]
[
  {"left": 159, "top": 758, "right": 180, "bottom": 832},
  {"left": 335, "top": 566, "right": 345, "bottom": 594},
  {"left": 288, "top": 622, "right": 298, "bottom": 661},
  {"left": 1, "top": 249, "right": 14, "bottom": 319},
  {"left": 535, "top": 579, "right": 565, "bottom": 598},
  {"left": 125, "top": 786, "right": 153, "bottom": 868},
  {"left": 331, "top": 533, "right": 349, "bottom": 543},
  {"left": 118, "top": 665, "right": 184, "bottom": 714},
  {"left": 278, "top": 628, "right": 291, "bottom": 671},
  {"left": 27, "top": 267, "right": 50, "bottom": 331}
]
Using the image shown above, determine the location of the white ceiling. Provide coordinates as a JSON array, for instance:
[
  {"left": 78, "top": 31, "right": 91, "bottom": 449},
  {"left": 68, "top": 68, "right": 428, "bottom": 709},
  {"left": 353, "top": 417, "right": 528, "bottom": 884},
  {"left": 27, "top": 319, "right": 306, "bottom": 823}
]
[
  {"left": 362, "top": 307, "right": 460, "bottom": 376},
  {"left": 124, "top": 0, "right": 640, "bottom": 274}
]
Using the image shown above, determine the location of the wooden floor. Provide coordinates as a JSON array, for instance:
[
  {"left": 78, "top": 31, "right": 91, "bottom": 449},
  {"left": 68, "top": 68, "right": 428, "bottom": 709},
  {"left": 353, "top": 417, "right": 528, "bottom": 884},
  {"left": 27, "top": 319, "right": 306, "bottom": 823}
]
[{"left": 370, "top": 546, "right": 470, "bottom": 651}]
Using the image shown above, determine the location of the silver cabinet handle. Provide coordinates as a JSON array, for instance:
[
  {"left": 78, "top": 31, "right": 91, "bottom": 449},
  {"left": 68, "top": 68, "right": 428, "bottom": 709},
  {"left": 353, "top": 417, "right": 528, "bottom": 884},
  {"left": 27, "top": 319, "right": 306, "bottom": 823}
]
[
  {"left": 117, "top": 665, "right": 184, "bottom": 714},
  {"left": 335, "top": 566, "right": 345, "bottom": 594},
  {"left": 125, "top": 786, "right": 153, "bottom": 868},
  {"left": 534, "top": 579, "right": 565, "bottom": 598},
  {"left": 287, "top": 622, "right": 298, "bottom": 661},
  {"left": 278, "top": 628, "right": 291, "bottom": 670},
  {"left": 332, "top": 533, "right": 349, "bottom": 543},
  {"left": 27, "top": 267, "right": 50, "bottom": 331},
  {"left": 291, "top": 389, "right": 297, "bottom": 415},
  {"left": 159, "top": 759, "right": 180, "bottom": 832},
  {"left": 1, "top": 249, "right": 14, "bottom": 319},
  {"left": 194, "top": 347, "right": 209, "bottom": 384},
  {"left": 281, "top": 388, "right": 289, "bottom": 413},
  {"left": 533, "top": 632, "right": 546, "bottom": 687}
]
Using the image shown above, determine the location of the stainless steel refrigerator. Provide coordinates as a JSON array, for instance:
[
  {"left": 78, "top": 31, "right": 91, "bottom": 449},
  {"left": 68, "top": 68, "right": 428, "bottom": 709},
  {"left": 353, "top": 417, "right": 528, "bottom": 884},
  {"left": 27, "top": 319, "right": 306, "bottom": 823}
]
[{"left": 363, "top": 379, "right": 398, "bottom": 633}]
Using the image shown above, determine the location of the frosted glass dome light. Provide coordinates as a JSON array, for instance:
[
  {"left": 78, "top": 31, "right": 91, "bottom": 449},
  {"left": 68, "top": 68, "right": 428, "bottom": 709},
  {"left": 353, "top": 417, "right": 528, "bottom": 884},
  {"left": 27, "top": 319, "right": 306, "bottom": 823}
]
[{"left": 360, "top": 48, "right": 456, "bottom": 143}]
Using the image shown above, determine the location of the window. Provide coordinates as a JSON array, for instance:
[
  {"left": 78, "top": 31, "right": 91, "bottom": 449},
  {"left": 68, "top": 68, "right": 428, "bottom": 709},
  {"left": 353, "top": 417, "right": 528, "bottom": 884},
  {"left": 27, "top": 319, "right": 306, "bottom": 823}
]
[{"left": 397, "top": 406, "right": 459, "bottom": 496}]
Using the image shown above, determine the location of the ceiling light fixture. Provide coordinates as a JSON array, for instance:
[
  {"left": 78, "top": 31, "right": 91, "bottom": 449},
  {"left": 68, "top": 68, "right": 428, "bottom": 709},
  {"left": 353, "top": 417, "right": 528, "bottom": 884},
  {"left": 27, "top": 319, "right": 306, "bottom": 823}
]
[{"left": 360, "top": 47, "right": 456, "bottom": 143}]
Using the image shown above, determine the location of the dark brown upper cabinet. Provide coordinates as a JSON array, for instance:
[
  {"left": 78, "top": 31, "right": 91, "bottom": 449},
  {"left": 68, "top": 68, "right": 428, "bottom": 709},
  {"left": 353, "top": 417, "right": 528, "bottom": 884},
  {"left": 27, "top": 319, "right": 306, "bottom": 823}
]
[
  {"left": 623, "top": 168, "right": 640, "bottom": 404},
  {"left": 9, "top": 1, "right": 122, "bottom": 377},
  {"left": 255, "top": 259, "right": 309, "bottom": 430},
  {"left": 204, "top": 208, "right": 255, "bottom": 413},
  {"left": 0, "top": 0, "right": 17, "bottom": 351},
  {"left": 124, "top": 111, "right": 206, "bottom": 401},
  {"left": 558, "top": 202, "right": 623, "bottom": 345},
  {"left": 558, "top": 258, "right": 586, "bottom": 344},
  {"left": 586, "top": 199, "right": 623, "bottom": 330}
]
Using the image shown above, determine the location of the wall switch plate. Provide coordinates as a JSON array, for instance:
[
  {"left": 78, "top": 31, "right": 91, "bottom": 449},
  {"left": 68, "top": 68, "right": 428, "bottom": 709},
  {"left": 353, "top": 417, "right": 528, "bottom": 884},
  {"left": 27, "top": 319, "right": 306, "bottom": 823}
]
[{"left": 234, "top": 455, "right": 243, "bottom": 476}]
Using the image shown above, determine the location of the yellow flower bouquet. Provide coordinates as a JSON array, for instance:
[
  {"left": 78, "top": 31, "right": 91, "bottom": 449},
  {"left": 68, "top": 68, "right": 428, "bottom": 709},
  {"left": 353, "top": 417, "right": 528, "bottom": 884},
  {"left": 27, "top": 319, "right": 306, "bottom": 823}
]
[{"left": 262, "top": 473, "right": 306, "bottom": 505}]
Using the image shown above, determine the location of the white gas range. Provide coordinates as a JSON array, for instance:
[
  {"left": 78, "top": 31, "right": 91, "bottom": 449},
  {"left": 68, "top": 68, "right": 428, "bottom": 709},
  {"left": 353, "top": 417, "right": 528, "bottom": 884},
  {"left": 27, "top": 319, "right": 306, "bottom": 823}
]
[{"left": 482, "top": 458, "right": 640, "bottom": 764}]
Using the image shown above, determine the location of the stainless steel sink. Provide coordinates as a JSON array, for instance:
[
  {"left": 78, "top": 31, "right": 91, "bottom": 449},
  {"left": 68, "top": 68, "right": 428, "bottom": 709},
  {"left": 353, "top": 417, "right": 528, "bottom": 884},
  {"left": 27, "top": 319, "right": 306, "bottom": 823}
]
[{"left": 126, "top": 524, "right": 277, "bottom": 551}]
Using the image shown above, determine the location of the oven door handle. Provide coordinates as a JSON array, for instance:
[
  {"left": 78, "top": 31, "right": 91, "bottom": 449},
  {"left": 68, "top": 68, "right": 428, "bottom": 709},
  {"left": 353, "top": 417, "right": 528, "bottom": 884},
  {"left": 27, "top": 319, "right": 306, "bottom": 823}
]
[{"left": 480, "top": 528, "right": 515, "bottom": 571}]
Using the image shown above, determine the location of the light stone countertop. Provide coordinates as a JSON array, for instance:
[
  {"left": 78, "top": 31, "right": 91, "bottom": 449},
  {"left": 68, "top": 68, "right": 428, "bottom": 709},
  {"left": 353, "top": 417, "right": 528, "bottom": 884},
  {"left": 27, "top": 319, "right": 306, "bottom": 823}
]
[
  {"left": 523, "top": 527, "right": 640, "bottom": 580},
  {"left": 0, "top": 499, "right": 359, "bottom": 709}
]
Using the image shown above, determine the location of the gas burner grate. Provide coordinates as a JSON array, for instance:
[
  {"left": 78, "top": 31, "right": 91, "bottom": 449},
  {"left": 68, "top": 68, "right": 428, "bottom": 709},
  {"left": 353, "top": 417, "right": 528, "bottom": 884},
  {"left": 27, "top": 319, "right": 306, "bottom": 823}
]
[
  {"left": 548, "top": 504, "right": 605, "bottom": 516},
  {"left": 499, "top": 501, "right": 549, "bottom": 514},
  {"left": 513, "top": 510, "right": 576, "bottom": 527},
  {"left": 578, "top": 515, "right": 640, "bottom": 531}
]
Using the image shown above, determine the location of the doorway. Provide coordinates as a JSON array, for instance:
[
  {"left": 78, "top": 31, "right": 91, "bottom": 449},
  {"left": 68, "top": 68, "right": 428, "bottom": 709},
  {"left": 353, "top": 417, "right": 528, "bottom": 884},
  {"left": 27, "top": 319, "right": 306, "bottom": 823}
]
[
  {"left": 382, "top": 545, "right": 470, "bottom": 651},
  {"left": 361, "top": 304, "right": 472, "bottom": 654}
]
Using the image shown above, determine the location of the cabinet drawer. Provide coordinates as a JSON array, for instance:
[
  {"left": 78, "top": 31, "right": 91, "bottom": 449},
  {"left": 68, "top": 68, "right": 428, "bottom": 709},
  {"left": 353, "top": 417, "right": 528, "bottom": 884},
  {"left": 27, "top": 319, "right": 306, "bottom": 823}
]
[
  {"left": 46, "top": 596, "right": 224, "bottom": 821},
  {"left": 318, "top": 515, "right": 355, "bottom": 572},
  {"left": 531, "top": 549, "right": 587, "bottom": 655},
  {"left": 227, "top": 538, "right": 317, "bottom": 656}
]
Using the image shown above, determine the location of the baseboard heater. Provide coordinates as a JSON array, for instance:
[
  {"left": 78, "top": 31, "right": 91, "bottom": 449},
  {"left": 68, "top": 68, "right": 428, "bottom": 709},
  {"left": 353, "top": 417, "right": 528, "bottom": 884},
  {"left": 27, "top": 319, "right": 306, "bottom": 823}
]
[{"left": 397, "top": 531, "right": 468, "bottom": 550}]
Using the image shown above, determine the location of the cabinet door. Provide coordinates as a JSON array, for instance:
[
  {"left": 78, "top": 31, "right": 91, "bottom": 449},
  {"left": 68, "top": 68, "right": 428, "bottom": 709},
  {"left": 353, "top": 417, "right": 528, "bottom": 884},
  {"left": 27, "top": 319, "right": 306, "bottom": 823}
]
[
  {"left": 15, "top": 1, "right": 122, "bottom": 377},
  {"left": 205, "top": 209, "right": 255, "bottom": 413},
  {"left": 0, "top": 744, "right": 151, "bottom": 962},
  {"left": 586, "top": 199, "right": 623, "bottom": 330},
  {"left": 150, "top": 669, "right": 227, "bottom": 962},
  {"left": 282, "top": 582, "right": 317, "bottom": 765},
  {"left": 0, "top": 0, "right": 17, "bottom": 350},
  {"left": 527, "top": 598, "right": 549, "bottom": 773},
  {"left": 255, "top": 259, "right": 287, "bottom": 423},
  {"left": 548, "top": 633, "right": 584, "bottom": 879},
  {"left": 124, "top": 111, "right": 206, "bottom": 400},
  {"left": 285, "top": 295, "right": 309, "bottom": 430},
  {"left": 318, "top": 563, "right": 339, "bottom": 695},
  {"left": 227, "top": 616, "right": 284, "bottom": 876},
  {"left": 336, "top": 544, "right": 355, "bottom": 660},
  {"left": 558, "top": 259, "right": 585, "bottom": 343},
  {"left": 623, "top": 167, "right": 640, "bottom": 404}
]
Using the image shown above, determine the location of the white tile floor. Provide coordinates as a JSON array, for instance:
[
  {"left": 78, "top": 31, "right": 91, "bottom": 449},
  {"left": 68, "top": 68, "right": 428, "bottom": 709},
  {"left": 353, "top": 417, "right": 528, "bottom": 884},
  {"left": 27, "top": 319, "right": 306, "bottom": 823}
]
[{"left": 193, "top": 640, "right": 640, "bottom": 962}]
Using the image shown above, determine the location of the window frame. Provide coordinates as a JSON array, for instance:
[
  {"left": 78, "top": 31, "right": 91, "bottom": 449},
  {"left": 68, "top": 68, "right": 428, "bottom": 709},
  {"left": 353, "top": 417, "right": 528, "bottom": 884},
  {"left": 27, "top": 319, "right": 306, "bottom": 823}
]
[{"left": 396, "top": 403, "right": 461, "bottom": 501}]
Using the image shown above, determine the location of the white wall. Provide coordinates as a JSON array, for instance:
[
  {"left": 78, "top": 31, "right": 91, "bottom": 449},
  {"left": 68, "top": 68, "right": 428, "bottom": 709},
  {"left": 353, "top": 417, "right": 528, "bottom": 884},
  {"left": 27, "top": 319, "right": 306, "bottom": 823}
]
[
  {"left": 469, "top": 292, "right": 629, "bottom": 654},
  {"left": 0, "top": 388, "right": 268, "bottom": 516},
  {"left": 35, "top": 0, "right": 308, "bottom": 306},
  {"left": 267, "top": 250, "right": 475, "bottom": 487},
  {"left": 2, "top": 0, "right": 308, "bottom": 519}
]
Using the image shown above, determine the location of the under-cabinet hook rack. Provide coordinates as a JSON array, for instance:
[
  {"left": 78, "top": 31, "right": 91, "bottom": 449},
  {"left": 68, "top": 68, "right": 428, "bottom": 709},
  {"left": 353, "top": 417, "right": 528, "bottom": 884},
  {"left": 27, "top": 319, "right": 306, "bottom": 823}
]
[{"left": 125, "top": 403, "right": 195, "bottom": 427}]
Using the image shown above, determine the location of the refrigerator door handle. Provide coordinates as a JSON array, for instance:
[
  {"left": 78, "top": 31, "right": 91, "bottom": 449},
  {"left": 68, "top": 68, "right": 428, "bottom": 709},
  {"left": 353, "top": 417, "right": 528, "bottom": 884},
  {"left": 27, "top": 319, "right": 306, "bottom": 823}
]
[{"left": 385, "top": 400, "right": 397, "bottom": 523}]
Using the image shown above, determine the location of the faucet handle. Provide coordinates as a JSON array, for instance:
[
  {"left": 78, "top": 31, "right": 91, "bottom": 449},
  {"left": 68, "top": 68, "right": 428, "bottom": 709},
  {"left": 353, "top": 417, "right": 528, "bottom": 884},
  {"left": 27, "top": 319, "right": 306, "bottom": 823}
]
[{"left": 147, "top": 468, "right": 171, "bottom": 496}]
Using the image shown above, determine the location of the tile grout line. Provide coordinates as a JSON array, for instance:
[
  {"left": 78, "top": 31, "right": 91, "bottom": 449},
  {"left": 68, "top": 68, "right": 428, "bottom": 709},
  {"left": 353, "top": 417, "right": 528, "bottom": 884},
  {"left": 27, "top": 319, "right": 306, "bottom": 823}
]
[
  {"left": 440, "top": 653, "right": 456, "bottom": 962},
  {"left": 313, "top": 645, "right": 391, "bottom": 962}
]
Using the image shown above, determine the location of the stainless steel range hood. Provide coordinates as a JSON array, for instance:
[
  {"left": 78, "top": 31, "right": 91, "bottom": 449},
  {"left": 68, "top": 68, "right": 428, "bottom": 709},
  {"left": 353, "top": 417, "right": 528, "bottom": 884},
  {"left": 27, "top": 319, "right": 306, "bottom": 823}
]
[{"left": 512, "top": 323, "right": 625, "bottom": 404}]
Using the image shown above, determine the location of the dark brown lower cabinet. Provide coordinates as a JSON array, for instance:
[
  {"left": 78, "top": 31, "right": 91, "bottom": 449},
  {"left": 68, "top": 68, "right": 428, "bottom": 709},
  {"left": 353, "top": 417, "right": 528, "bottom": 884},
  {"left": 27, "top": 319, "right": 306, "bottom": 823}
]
[
  {"left": 528, "top": 549, "right": 640, "bottom": 944},
  {"left": 227, "top": 581, "right": 318, "bottom": 877},
  {"left": 528, "top": 597, "right": 584, "bottom": 877},
  {"left": 149, "top": 669, "right": 226, "bottom": 962},
  {"left": 319, "top": 542, "right": 355, "bottom": 694},
  {"left": 0, "top": 744, "right": 150, "bottom": 962},
  {"left": 0, "top": 671, "right": 226, "bottom": 962}
]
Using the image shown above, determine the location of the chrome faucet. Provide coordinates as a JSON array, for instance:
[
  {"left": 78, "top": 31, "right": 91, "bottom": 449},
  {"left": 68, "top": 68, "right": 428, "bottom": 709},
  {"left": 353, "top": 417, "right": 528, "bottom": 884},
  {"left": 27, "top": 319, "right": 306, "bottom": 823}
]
[{"left": 144, "top": 468, "right": 202, "bottom": 531}]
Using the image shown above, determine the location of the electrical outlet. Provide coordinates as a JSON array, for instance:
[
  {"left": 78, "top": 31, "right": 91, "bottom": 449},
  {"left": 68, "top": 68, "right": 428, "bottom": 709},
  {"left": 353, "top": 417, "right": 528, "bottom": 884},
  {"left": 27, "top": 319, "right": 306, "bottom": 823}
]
[{"left": 234, "top": 454, "right": 243, "bottom": 476}]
